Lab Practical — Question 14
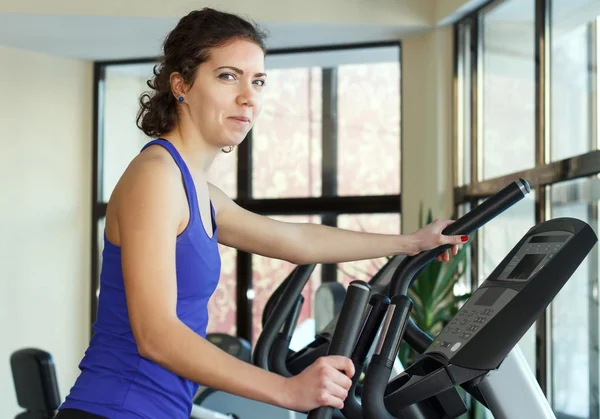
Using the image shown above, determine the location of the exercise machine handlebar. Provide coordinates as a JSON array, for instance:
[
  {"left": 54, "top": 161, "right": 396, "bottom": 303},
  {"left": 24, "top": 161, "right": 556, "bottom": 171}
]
[
  {"left": 307, "top": 281, "right": 372, "bottom": 419},
  {"left": 390, "top": 178, "right": 530, "bottom": 354},
  {"left": 252, "top": 264, "right": 316, "bottom": 370}
]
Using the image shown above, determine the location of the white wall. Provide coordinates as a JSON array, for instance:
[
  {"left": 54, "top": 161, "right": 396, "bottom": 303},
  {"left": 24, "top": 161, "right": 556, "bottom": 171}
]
[{"left": 0, "top": 45, "right": 93, "bottom": 417}]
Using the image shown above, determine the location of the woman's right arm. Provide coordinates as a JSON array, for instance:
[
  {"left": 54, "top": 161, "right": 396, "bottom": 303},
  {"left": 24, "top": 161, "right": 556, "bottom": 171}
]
[{"left": 114, "top": 155, "right": 354, "bottom": 412}]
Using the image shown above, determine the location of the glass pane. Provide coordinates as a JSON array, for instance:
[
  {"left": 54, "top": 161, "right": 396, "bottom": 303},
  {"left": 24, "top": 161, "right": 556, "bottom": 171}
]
[
  {"left": 252, "top": 215, "right": 322, "bottom": 347},
  {"left": 457, "top": 21, "right": 472, "bottom": 187},
  {"left": 481, "top": 0, "right": 535, "bottom": 179},
  {"left": 101, "top": 62, "right": 237, "bottom": 202},
  {"left": 550, "top": 1, "right": 599, "bottom": 161},
  {"left": 207, "top": 149, "right": 237, "bottom": 199},
  {"left": 337, "top": 213, "right": 401, "bottom": 288},
  {"left": 252, "top": 68, "right": 322, "bottom": 199},
  {"left": 478, "top": 188, "right": 537, "bottom": 371},
  {"left": 337, "top": 62, "right": 401, "bottom": 195},
  {"left": 253, "top": 45, "right": 401, "bottom": 199},
  {"left": 102, "top": 63, "right": 157, "bottom": 202},
  {"left": 207, "top": 244, "right": 237, "bottom": 335},
  {"left": 550, "top": 177, "right": 599, "bottom": 417}
]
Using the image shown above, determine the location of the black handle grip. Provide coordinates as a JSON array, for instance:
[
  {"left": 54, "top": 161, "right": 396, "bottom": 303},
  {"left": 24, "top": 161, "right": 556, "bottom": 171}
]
[
  {"left": 351, "top": 293, "right": 391, "bottom": 365},
  {"left": 374, "top": 295, "right": 413, "bottom": 366},
  {"left": 253, "top": 265, "right": 316, "bottom": 370},
  {"left": 362, "top": 295, "right": 414, "bottom": 419},
  {"left": 262, "top": 267, "right": 301, "bottom": 328},
  {"left": 270, "top": 295, "right": 304, "bottom": 377},
  {"left": 341, "top": 293, "right": 390, "bottom": 419},
  {"left": 282, "top": 294, "right": 304, "bottom": 338},
  {"left": 390, "top": 178, "right": 530, "bottom": 297},
  {"left": 307, "top": 281, "right": 372, "bottom": 419}
]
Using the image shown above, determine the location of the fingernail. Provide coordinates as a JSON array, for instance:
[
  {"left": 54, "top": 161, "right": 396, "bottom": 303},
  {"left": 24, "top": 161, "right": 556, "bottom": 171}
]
[{"left": 461, "top": 235, "right": 469, "bottom": 242}]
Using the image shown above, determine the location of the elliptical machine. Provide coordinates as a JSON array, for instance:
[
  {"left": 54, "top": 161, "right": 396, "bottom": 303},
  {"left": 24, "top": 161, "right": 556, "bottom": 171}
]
[
  {"left": 259, "top": 178, "right": 598, "bottom": 419},
  {"left": 194, "top": 254, "right": 405, "bottom": 418}
]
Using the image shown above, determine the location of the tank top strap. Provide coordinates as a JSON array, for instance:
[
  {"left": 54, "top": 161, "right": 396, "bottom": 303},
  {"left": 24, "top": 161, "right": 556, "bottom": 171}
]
[{"left": 141, "top": 138, "right": 199, "bottom": 225}]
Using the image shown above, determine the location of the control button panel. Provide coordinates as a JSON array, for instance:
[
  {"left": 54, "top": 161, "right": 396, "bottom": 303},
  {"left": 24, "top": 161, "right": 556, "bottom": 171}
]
[
  {"left": 426, "top": 287, "right": 519, "bottom": 358},
  {"left": 430, "top": 305, "right": 496, "bottom": 352}
]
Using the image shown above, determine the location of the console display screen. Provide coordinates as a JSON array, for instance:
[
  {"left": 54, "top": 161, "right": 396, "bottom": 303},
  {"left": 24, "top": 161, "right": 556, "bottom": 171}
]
[
  {"left": 530, "top": 235, "right": 568, "bottom": 243},
  {"left": 474, "top": 286, "right": 505, "bottom": 306},
  {"left": 507, "top": 254, "right": 546, "bottom": 280}
]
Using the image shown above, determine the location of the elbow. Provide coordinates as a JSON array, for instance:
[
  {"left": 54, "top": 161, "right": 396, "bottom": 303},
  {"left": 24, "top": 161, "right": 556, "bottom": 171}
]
[
  {"left": 136, "top": 338, "right": 156, "bottom": 360},
  {"left": 293, "top": 244, "right": 323, "bottom": 265},
  {"left": 287, "top": 254, "right": 305, "bottom": 265},
  {"left": 133, "top": 321, "right": 171, "bottom": 362},
  {"left": 285, "top": 234, "right": 314, "bottom": 265},
  {"left": 135, "top": 332, "right": 159, "bottom": 361},
  {"left": 287, "top": 248, "right": 313, "bottom": 265}
]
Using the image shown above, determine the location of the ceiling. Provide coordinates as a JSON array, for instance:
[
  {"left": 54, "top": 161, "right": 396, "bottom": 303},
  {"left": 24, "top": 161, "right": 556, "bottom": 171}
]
[
  {"left": 0, "top": 13, "right": 427, "bottom": 61},
  {"left": 0, "top": 0, "right": 488, "bottom": 61}
]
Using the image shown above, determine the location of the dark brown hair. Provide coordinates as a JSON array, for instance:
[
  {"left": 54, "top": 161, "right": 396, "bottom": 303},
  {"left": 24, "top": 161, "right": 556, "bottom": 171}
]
[{"left": 136, "top": 8, "right": 268, "bottom": 138}]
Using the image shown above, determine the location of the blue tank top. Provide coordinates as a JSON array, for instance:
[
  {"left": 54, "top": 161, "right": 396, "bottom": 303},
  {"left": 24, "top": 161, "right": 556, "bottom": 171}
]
[{"left": 59, "top": 139, "right": 222, "bottom": 418}]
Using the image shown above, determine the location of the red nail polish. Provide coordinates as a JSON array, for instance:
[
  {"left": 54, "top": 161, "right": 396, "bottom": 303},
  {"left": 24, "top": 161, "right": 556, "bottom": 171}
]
[{"left": 461, "top": 235, "right": 469, "bottom": 242}]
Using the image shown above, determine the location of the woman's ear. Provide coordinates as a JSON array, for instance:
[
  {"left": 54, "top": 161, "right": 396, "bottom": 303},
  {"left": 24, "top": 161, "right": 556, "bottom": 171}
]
[{"left": 169, "top": 72, "right": 186, "bottom": 100}]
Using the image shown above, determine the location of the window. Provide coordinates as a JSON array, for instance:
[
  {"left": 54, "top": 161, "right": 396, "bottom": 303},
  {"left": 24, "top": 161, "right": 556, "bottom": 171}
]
[
  {"left": 252, "top": 68, "right": 322, "bottom": 199},
  {"left": 93, "top": 42, "right": 402, "bottom": 345},
  {"left": 550, "top": 2, "right": 600, "bottom": 161},
  {"left": 550, "top": 177, "right": 598, "bottom": 418},
  {"left": 337, "top": 213, "right": 401, "bottom": 287},
  {"left": 206, "top": 244, "right": 237, "bottom": 335},
  {"left": 244, "top": 43, "right": 402, "bottom": 343},
  {"left": 481, "top": 0, "right": 536, "bottom": 180},
  {"left": 455, "top": 0, "right": 600, "bottom": 417},
  {"left": 456, "top": 20, "right": 473, "bottom": 187},
  {"left": 251, "top": 215, "right": 322, "bottom": 347},
  {"left": 337, "top": 62, "right": 400, "bottom": 196},
  {"left": 101, "top": 63, "right": 155, "bottom": 202},
  {"left": 95, "top": 61, "right": 240, "bottom": 336},
  {"left": 208, "top": 150, "right": 238, "bottom": 199}
]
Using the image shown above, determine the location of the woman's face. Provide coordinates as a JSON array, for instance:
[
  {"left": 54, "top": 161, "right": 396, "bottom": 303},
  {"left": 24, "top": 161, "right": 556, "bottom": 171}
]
[{"left": 181, "top": 39, "right": 267, "bottom": 149}]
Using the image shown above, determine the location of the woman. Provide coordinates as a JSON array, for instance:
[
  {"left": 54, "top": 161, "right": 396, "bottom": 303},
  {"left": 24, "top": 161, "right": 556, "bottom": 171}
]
[{"left": 56, "top": 8, "right": 467, "bottom": 419}]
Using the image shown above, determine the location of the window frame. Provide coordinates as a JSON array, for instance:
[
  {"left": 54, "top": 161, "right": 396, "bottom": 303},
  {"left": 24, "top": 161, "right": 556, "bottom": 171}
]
[
  {"left": 91, "top": 41, "right": 403, "bottom": 343},
  {"left": 453, "top": 0, "right": 600, "bottom": 416}
]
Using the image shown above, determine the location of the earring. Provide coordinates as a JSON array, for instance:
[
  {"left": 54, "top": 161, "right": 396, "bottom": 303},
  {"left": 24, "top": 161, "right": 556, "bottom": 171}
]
[
  {"left": 178, "top": 96, "right": 184, "bottom": 102},
  {"left": 222, "top": 145, "right": 234, "bottom": 154}
]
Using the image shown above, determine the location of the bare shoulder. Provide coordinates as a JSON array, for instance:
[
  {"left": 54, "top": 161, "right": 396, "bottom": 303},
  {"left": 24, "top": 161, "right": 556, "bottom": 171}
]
[
  {"left": 122, "top": 145, "right": 179, "bottom": 185},
  {"left": 106, "top": 145, "right": 186, "bottom": 245}
]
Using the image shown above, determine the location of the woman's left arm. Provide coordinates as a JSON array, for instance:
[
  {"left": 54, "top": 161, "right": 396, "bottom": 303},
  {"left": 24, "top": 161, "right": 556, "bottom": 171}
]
[{"left": 209, "top": 184, "right": 467, "bottom": 265}]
